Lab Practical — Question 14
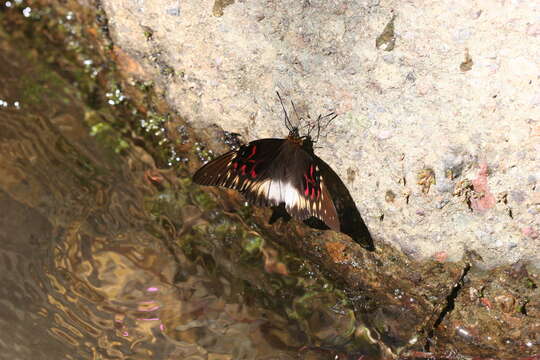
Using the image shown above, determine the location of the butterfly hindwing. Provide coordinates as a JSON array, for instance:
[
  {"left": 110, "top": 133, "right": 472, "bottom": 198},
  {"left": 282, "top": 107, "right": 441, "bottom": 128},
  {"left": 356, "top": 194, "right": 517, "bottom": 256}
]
[
  {"left": 289, "top": 157, "right": 339, "bottom": 231},
  {"left": 241, "top": 141, "right": 340, "bottom": 231}
]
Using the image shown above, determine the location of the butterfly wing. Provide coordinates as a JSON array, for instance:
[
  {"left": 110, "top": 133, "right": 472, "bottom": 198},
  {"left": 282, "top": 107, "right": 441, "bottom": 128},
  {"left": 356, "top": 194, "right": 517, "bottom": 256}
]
[
  {"left": 192, "top": 138, "right": 284, "bottom": 190},
  {"left": 193, "top": 138, "right": 340, "bottom": 232},
  {"left": 244, "top": 141, "right": 340, "bottom": 231},
  {"left": 313, "top": 154, "right": 374, "bottom": 250}
]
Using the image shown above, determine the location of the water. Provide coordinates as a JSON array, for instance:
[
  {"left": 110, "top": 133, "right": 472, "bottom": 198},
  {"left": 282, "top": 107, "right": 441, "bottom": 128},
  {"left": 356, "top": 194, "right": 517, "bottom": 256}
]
[{"left": 0, "top": 6, "right": 377, "bottom": 360}]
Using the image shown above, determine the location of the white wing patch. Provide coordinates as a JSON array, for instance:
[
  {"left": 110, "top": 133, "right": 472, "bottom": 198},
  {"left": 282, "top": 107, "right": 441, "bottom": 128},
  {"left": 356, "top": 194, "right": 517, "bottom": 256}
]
[
  {"left": 267, "top": 180, "right": 300, "bottom": 208},
  {"left": 251, "top": 179, "right": 314, "bottom": 219}
]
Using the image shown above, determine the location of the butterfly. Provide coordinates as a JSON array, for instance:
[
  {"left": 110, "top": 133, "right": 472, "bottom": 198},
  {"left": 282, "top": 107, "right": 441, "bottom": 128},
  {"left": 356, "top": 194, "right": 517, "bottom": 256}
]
[{"left": 193, "top": 93, "right": 374, "bottom": 250}]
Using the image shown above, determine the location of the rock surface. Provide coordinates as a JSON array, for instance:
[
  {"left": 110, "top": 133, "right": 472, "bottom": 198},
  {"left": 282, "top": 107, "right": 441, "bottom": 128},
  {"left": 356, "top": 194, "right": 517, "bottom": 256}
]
[{"left": 101, "top": 0, "right": 539, "bottom": 268}]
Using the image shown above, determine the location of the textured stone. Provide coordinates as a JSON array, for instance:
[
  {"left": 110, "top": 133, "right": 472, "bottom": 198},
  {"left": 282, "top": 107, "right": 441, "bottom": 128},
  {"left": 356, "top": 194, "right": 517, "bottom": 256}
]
[{"left": 101, "top": 0, "right": 539, "bottom": 268}]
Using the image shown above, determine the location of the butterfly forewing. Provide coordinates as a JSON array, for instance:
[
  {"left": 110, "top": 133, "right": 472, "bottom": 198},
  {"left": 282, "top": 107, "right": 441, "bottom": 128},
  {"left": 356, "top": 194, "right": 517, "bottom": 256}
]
[
  {"left": 193, "top": 138, "right": 284, "bottom": 190},
  {"left": 192, "top": 151, "right": 236, "bottom": 186}
]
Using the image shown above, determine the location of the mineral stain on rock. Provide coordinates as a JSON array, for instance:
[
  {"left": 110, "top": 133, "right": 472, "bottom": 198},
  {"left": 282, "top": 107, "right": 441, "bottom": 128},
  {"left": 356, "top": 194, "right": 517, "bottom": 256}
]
[
  {"left": 417, "top": 168, "right": 436, "bottom": 194},
  {"left": 460, "top": 48, "right": 474, "bottom": 72},
  {"left": 471, "top": 162, "right": 495, "bottom": 212},
  {"left": 376, "top": 14, "right": 396, "bottom": 51},
  {"left": 385, "top": 189, "right": 396, "bottom": 203},
  {"left": 213, "top": 0, "right": 235, "bottom": 17}
]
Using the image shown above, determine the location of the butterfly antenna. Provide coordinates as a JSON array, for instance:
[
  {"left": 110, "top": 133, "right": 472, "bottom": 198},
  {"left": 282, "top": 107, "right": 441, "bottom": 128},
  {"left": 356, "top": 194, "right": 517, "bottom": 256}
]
[
  {"left": 315, "top": 112, "right": 338, "bottom": 142},
  {"left": 323, "top": 112, "right": 338, "bottom": 131},
  {"left": 291, "top": 100, "right": 302, "bottom": 126},
  {"left": 315, "top": 115, "right": 322, "bottom": 142},
  {"left": 276, "top": 91, "right": 293, "bottom": 131},
  {"left": 303, "top": 120, "right": 313, "bottom": 138}
]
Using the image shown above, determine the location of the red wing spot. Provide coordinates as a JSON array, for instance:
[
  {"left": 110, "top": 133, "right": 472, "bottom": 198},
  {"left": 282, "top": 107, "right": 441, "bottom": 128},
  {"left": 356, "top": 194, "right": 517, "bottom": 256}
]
[
  {"left": 311, "top": 187, "right": 315, "bottom": 199},
  {"left": 241, "top": 164, "right": 247, "bottom": 175},
  {"left": 250, "top": 164, "right": 258, "bottom": 178},
  {"left": 247, "top": 145, "right": 257, "bottom": 159},
  {"left": 304, "top": 174, "right": 314, "bottom": 196},
  {"left": 233, "top": 162, "right": 238, "bottom": 169},
  {"left": 317, "top": 188, "right": 321, "bottom": 199},
  {"left": 310, "top": 165, "right": 314, "bottom": 178}
]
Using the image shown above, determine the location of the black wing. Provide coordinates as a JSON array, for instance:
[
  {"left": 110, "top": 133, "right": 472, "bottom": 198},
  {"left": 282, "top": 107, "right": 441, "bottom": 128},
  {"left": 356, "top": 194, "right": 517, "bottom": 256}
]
[
  {"left": 193, "top": 138, "right": 340, "bottom": 232},
  {"left": 243, "top": 141, "right": 340, "bottom": 231},
  {"left": 313, "top": 155, "right": 374, "bottom": 250},
  {"left": 192, "top": 138, "right": 284, "bottom": 190}
]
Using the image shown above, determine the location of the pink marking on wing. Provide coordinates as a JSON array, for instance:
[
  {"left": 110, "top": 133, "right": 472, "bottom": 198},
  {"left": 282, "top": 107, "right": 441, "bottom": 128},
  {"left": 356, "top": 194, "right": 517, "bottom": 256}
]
[
  {"left": 251, "top": 169, "right": 257, "bottom": 178},
  {"left": 304, "top": 186, "right": 309, "bottom": 196},
  {"left": 241, "top": 164, "right": 247, "bottom": 175},
  {"left": 311, "top": 187, "right": 315, "bottom": 199},
  {"left": 310, "top": 165, "right": 314, "bottom": 178},
  {"left": 233, "top": 162, "right": 238, "bottom": 169},
  {"left": 247, "top": 145, "right": 257, "bottom": 159}
]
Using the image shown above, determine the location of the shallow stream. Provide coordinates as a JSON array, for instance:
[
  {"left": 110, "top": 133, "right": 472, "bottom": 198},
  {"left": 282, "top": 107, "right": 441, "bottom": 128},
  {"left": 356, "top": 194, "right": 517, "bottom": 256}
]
[{"left": 0, "top": 4, "right": 377, "bottom": 359}]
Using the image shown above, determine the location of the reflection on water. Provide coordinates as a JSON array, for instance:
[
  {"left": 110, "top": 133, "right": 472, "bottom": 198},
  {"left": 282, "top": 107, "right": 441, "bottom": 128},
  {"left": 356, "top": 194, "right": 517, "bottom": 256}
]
[{"left": 0, "top": 9, "right": 377, "bottom": 360}]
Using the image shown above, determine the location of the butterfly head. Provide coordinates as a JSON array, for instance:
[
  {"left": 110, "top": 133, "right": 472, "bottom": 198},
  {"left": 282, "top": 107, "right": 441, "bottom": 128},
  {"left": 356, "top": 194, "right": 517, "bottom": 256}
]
[
  {"left": 287, "top": 126, "right": 302, "bottom": 140},
  {"left": 287, "top": 126, "right": 314, "bottom": 151}
]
